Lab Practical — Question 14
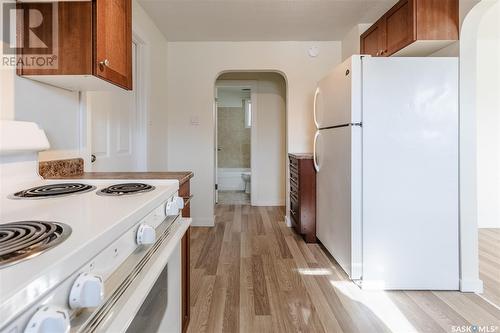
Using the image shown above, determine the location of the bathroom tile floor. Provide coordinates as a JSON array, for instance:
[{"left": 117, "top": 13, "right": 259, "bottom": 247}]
[{"left": 218, "top": 191, "right": 250, "bottom": 205}]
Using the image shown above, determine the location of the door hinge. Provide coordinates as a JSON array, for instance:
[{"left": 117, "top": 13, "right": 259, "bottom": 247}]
[{"left": 215, "top": 184, "right": 218, "bottom": 190}]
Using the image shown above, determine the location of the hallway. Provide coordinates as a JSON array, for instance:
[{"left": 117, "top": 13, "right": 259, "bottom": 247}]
[{"left": 188, "top": 205, "right": 500, "bottom": 333}]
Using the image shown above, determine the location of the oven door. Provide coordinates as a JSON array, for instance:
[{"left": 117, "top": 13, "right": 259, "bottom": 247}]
[
  {"left": 125, "top": 245, "right": 180, "bottom": 333},
  {"left": 74, "top": 216, "right": 191, "bottom": 333}
]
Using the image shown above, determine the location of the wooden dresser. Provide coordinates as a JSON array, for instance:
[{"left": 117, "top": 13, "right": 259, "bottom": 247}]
[{"left": 289, "top": 154, "right": 317, "bottom": 243}]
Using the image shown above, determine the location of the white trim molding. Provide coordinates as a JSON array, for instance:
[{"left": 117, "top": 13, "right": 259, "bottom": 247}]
[
  {"left": 460, "top": 279, "right": 484, "bottom": 293},
  {"left": 191, "top": 216, "right": 215, "bottom": 227},
  {"left": 458, "top": 0, "right": 497, "bottom": 293}
]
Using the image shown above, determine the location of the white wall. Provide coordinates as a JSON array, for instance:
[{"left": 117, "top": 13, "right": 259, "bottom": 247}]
[
  {"left": 341, "top": 24, "right": 371, "bottom": 60},
  {"left": 476, "top": 0, "right": 500, "bottom": 228},
  {"left": 166, "top": 41, "right": 342, "bottom": 226},
  {"left": 458, "top": 0, "right": 497, "bottom": 293},
  {"left": 253, "top": 75, "right": 286, "bottom": 206},
  {"left": 217, "top": 88, "right": 246, "bottom": 108},
  {"left": 132, "top": 1, "right": 169, "bottom": 171},
  {"left": 0, "top": 70, "right": 82, "bottom": 161}
]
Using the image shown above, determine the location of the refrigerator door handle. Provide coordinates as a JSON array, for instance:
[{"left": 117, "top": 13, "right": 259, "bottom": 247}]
[
  {"left": 313, "top": 87, "right": 320, "bottom": 129},
  {"left": 313, "top": 131, "right": 320, "bottom": 172}
]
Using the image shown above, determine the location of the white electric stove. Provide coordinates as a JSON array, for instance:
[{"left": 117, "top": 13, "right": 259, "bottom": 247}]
[{"left": 0, "top": 121, "right": 190, "bottom": 333}]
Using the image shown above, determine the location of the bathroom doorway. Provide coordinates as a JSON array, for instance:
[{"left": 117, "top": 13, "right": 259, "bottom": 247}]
[
  {"left": 214, "top": 72, "right": 287, "bottom": 207},
  {"left": 215, "top": 82, "right": 255, "bottom": 205}
]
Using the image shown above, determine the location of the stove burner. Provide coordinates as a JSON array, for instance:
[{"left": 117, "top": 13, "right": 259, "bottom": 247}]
[
  {"left": 97, "top": 183, "right": 155, "bottom": 196},
  {"left": 0, "top": 221, "right": 72, "bottom": 268},
  {"left": 10, "top": 183, "right": 96, "bottom": 199}
]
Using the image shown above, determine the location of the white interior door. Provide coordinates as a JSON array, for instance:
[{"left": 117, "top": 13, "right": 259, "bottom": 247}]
[{"left": 90, "top": 43, "right": 143, "bottom": 172}]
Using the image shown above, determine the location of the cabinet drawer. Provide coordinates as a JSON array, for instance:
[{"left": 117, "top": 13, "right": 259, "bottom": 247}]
[
  {"left": 290, "top": 179, "right": 299, "bottom": 194},
  {"left": 291, "top": 197, "right": 299, "bottom": 216},
  {"left": 288, "top": 154, "right": 316, "bottom": 243}
]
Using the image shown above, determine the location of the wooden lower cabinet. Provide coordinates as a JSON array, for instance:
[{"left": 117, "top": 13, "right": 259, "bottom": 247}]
[
  {"left": 179, "top": 181, "right": 191, "bottom": 333},
  {"left": 289, "top": 154, "right": 317, "bottom": 243}
]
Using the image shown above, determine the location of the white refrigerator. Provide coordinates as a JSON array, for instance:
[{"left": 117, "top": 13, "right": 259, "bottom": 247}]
[{"left": 313, "top": 55, "right": 459, "bottom": 290}]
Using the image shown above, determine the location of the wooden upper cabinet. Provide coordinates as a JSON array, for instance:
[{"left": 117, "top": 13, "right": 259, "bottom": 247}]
[
  {"left": 360, "top": 19, "right": 386, "bottom": 57},
  {"left": 95, "top": 0, "right": 132, "bottom": 90},
  {"left": 361, "top": 0, "right": 458, "bottom": 57},
  {"left": 17, "top": 0, "right": 132, "bottom": 91},
  {"left": 384, "top": 0, "right": 415, "bottom": 56}
]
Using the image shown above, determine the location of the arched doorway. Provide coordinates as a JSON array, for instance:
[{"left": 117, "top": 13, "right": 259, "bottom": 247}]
[
  {"left": 214, "top": 72, "right": 287, "bottom": 209},
  {"left": 459, "top": 0, "right": 499, "bottom": 302}
]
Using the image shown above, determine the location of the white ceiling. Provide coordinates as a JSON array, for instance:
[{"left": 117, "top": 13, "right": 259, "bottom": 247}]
[{"left": 138, "top": 0, "right": 398, "bottom": 41}]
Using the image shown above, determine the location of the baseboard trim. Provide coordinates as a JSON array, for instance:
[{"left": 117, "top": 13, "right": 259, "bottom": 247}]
[
  {"left": 191, "top": 216, "right": 215, "bottom": 227},
  {"left": 460, "top": 278, "right": 484, "bottom": 293},
  {"left": 251, "top": 201, "right": 285, "bottom": 207}
]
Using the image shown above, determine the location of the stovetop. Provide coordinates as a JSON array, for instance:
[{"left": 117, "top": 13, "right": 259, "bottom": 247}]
[
  {"left": 0, "top": 178, "right": 179, "bottom": 321},
  {"left": 10, "top": 183, "right": 97, "bottom": 199},
  {"left": 0, "top": 221, "right": 72, "bottom": 268},
  {"left": 97, "top": 182, "right": 155, "bottom": 196}
]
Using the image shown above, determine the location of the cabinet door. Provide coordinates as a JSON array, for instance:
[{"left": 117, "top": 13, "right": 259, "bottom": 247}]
[
  {"left": 384, "top": 0, "right": 415, "bottom": 56},
  {"left": 360, "top": 20, "right": 385, "bottom": 57},
  {"left": 179, "top": 181, "right": 191, "bottom": 333},
  {"left": 95, "top": 0, "right": 132, "bottom": 89}
]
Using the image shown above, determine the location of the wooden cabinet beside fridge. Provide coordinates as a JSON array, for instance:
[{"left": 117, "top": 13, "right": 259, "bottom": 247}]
[
  {"left": 360, "top": 0, "right": 458, "bottom": 57},
  {"left": 179, "top": 180, "right": 191, "bottom": 333},
  {"left": 289, "top": 154, "right": 317, "bottom": 243}
]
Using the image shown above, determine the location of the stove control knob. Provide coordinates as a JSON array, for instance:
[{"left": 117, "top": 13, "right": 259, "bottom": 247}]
[
  {"left": 24, "top": 306, "right": 70, "bottom": 333},
  {"left": 136, "top": 223, "right": 156, "bottom": 245},
  {"left": 174, "top": 196, "right": 185, "bottom": 210},
  {"left": 69, "top": 273, "right": 104, "bottom": 309},
  {"left": 165, "top": 196, "right": 183, "bottom": 216}
]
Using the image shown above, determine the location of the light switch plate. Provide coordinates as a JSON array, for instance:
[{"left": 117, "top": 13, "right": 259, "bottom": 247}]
[{"left": 190, "top": 115, "right": 200, "bottom": 125}]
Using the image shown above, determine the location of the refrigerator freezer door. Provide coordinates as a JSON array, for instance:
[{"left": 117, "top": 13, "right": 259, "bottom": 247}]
[
  {"left": 314, "top": 56, "right": 362, "bottom": 129},
  {"left": 361, "top": 58, "right": 459, "bottom": 290},
  {"left": 315, "top": 126, "right": 362, "bottom": 279}
]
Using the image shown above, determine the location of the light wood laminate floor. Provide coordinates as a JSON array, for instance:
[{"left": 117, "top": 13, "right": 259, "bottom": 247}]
[
  {"left": 479, "top": 228, "right": 500, "bottom": 308},
  {"left": 188, "top": 205, "right": 500, "bottom": 333}
]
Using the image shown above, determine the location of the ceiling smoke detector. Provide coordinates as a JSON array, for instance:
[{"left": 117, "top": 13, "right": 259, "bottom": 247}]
[{"left": 308, "top": 46, "right": 320, "bottom": 58}]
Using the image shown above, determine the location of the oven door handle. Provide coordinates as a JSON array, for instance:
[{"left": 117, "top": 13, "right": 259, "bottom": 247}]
[{"left": 76, "top": 216, "right": 191, "bottom": 333}]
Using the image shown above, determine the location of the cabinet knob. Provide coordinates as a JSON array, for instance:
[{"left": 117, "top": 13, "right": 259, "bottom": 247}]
[{"left": 98, "top": 59, "right": 110, "bottom": 70}]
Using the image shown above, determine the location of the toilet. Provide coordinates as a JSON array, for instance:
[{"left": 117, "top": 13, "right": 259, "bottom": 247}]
[{"left": 241, "top": 172, "right": 251, "bottom": 194}]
